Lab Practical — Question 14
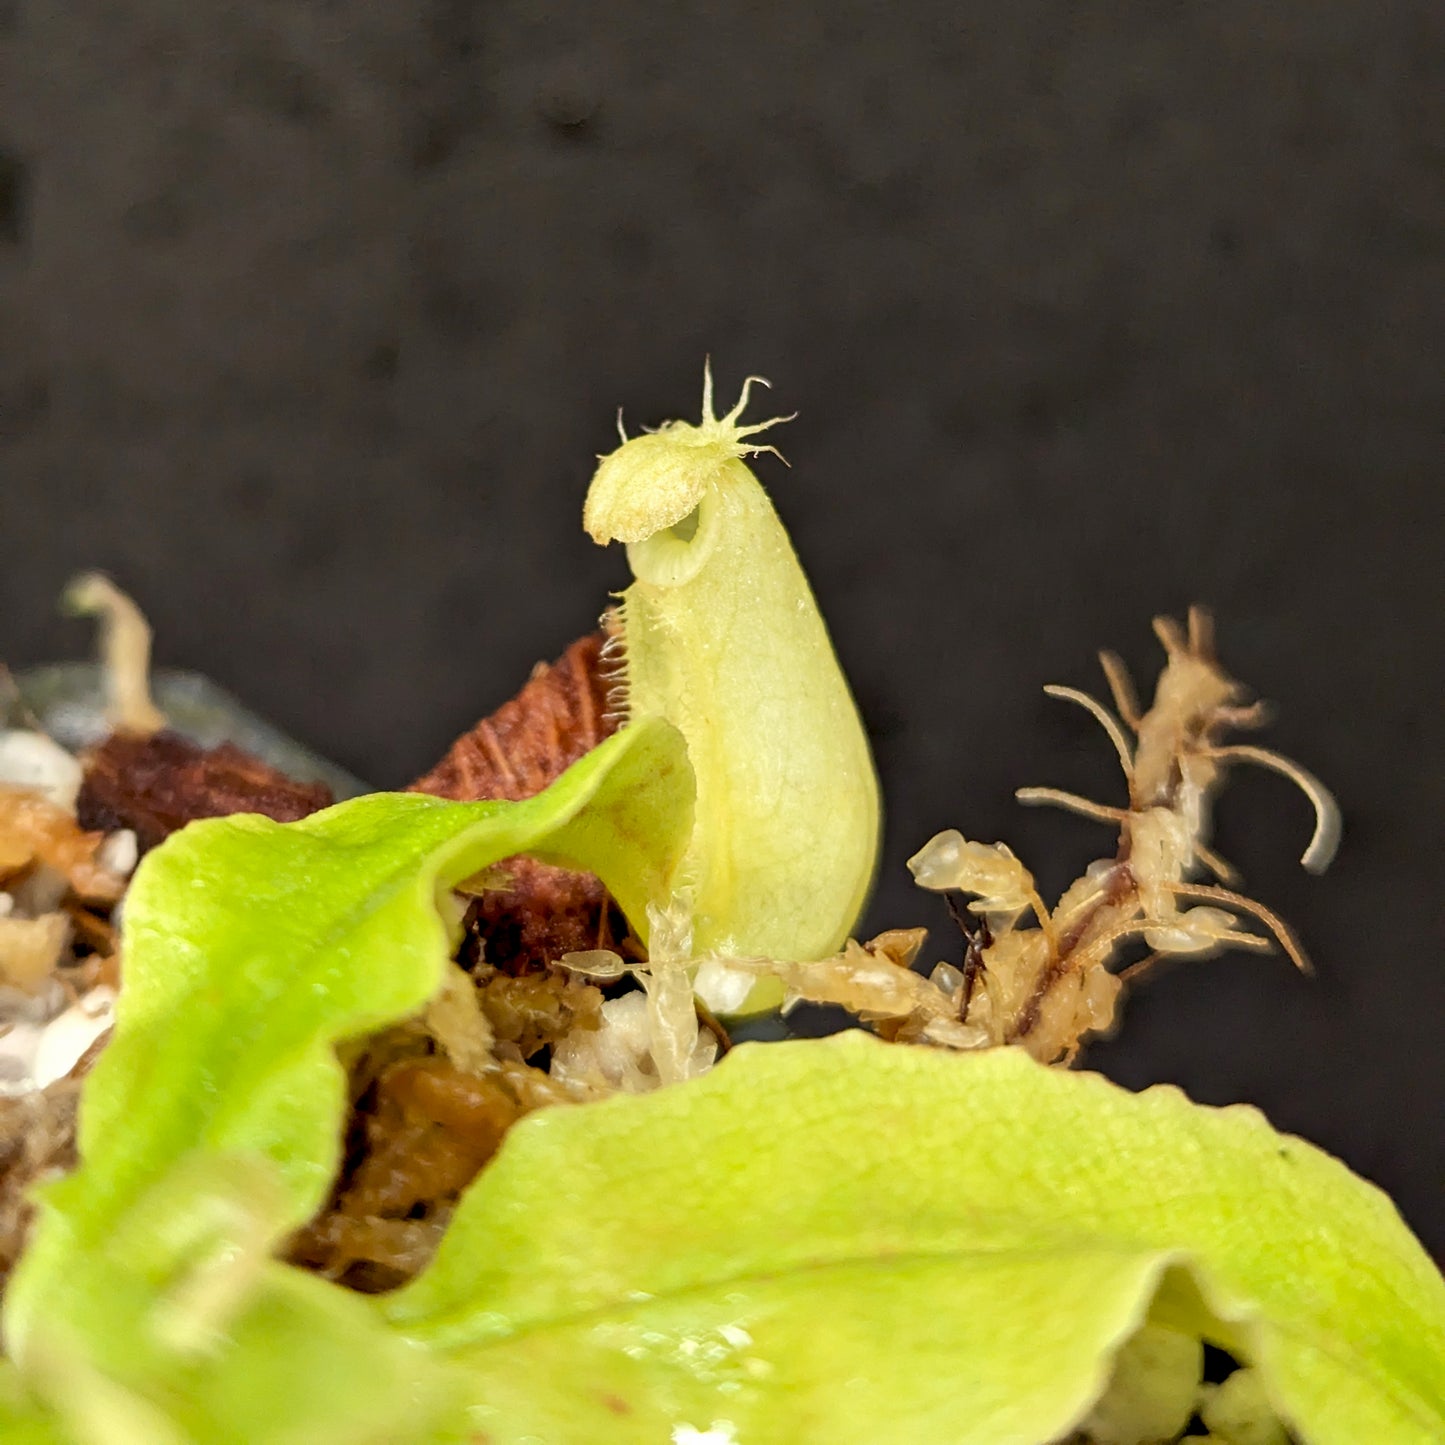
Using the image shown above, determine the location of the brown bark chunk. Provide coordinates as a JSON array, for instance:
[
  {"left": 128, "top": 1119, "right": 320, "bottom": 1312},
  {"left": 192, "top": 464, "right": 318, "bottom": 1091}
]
[{"left": 77, "top": 731, "right": 334, "bottom": 850}]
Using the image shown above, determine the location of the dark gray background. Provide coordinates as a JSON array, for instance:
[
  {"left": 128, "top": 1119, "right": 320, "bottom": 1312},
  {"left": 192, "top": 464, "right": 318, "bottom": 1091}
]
[{"left": 2, "top": 3, "right": 1441, "bottom": 1254}]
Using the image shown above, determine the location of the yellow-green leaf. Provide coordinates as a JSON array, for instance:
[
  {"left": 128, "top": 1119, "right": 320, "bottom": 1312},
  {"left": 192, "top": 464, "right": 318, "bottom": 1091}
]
[{"left": 387, "top": 1035, "right": 1445, "bottom": 1445}]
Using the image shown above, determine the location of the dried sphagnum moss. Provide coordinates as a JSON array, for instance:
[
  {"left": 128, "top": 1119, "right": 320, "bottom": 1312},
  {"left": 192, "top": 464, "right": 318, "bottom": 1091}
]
[
  {"left": 286, "top": 964, "right": 597, "bottom": 1291},
  {"left": 693, "top": 607, "right": 1338, "bottom": 1067}
]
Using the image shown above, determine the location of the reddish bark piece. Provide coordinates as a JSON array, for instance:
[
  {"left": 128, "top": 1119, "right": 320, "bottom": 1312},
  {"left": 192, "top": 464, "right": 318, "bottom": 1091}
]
[
  {"left": 410, "top": 632, "right": 615, "bottom": 802},
  {"left": 409, "top": 632, "right": 623, "bottom": 972},
  {"left": 77, "top": 731, "right": 334, "bottom": 851}
]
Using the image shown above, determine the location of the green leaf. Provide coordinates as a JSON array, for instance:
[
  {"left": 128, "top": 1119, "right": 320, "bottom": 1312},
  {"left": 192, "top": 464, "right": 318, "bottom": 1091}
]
[
  {"left": 385, "top": 1035, "right": 1445, "bottom": 1445},
  {"left": 0, "top": 1361, "right": 68, "bottom": 1445},
  {"left": 3, "top": 718, "right": 693, "bottom": 1437}
]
